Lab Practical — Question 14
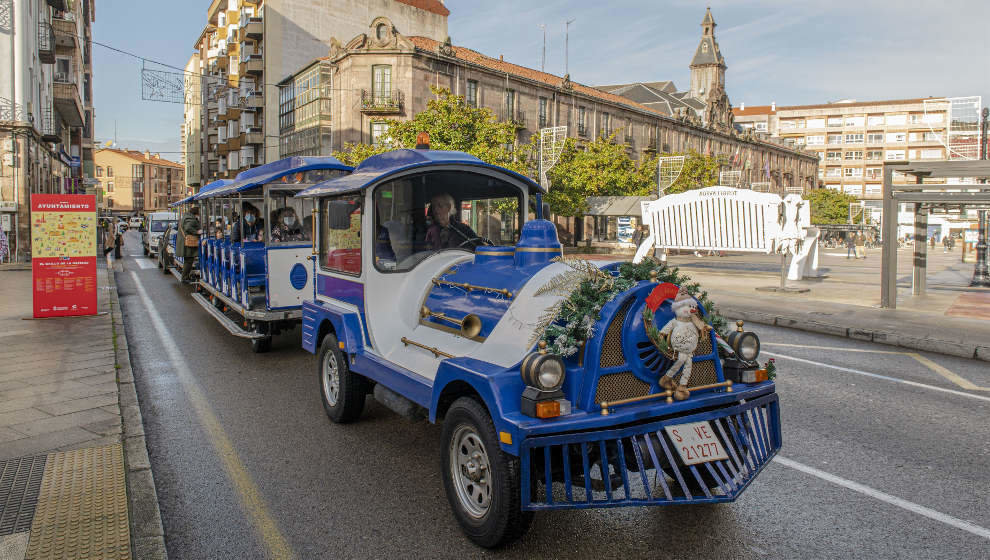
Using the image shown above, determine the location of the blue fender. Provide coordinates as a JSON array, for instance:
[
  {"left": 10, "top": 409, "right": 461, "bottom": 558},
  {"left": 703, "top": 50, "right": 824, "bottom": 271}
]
[
  {"left": 301, "top": 299, "right": 364, "bottom": 354},
  {"left": 430, "top": 358, "right": 525, "bottom": 455}
]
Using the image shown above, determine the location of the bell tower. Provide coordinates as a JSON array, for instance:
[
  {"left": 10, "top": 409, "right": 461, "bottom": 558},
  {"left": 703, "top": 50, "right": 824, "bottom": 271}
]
[{"left": 689, "top": 7, "right": 726, "bottom": 101}]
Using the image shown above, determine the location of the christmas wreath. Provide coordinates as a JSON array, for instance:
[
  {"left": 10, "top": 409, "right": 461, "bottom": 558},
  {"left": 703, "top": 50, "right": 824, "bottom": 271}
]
[{"left": 532, "top": 257, "right": 727, "bottom": 357}]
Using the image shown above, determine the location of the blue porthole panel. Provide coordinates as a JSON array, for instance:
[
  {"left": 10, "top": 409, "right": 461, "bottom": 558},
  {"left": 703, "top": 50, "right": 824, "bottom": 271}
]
[{"left": 290, "top": 263, "right": 308, "bottom": 290}]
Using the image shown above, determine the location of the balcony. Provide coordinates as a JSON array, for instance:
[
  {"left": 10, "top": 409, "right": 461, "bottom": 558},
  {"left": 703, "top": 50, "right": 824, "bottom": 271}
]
[
  {"left": 511, "top": 110, "right": 526, "bottom": 128},
  {"left": 244, "top": 17, "right": 263, "bottom": 39},
  {"left": 226, "top": 135, "right": 242, "bottom": 151},
  {"left": 242, "top": 91, "right": 264, "bottom": 110},
  {"left": 52, "top": 16, "right": 77, "bottom": 50},
  {"left": 41, "top": 108, "right": 61, "bottom": 143},
  {"left": 38, "top": 22, "right": 55, "bottom": 63},
  {"left": 53, "top": 78, "right": 83, "bottom": 126},
  {"left": 360, "top": 90, "right": 402, "bottom": 114},
  {"left": 241, "top": 55, "right": 263, "bottom": 75},
  {"left": 241, "top": 127, "right": 263, "bottom": 145}
]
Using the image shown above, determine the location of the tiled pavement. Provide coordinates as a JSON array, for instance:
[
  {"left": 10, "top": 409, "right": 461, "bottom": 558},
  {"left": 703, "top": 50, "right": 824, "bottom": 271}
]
[{"left": 0, "top": 261, "right": 166, "bottom": 559}]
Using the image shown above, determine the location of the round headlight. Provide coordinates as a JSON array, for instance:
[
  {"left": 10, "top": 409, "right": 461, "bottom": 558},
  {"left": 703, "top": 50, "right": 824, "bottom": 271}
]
[
  {"left": 521, "top": 352, "right": 566, "bottom": 391},
  {"left": 728, "top": 331, "right": 760, "bottom": 361}
]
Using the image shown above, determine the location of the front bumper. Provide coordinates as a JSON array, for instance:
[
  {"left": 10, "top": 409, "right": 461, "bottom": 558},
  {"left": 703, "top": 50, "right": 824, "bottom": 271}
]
[{"left": 519, "top": 391, "right": 780, "bottom": 510}]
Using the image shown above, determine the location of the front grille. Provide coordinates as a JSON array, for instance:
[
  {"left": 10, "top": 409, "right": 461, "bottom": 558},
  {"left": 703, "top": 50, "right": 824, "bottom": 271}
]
[
  {"left": 599, "top": 299, "right": 632, "bottom": 368},
  {"left": 595, "top": 372, "right": 650, "bottom": 404}
]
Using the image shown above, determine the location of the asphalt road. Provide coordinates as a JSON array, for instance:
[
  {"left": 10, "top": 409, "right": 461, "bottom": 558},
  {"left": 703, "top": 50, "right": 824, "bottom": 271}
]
[{"left": 113, "top": 232, "right": 990, "bottom": 559}]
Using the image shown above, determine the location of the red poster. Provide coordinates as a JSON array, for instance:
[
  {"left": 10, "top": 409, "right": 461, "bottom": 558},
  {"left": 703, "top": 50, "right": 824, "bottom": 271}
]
[{"left": 31, "top": 194, "right": 98, "bottom": 318}]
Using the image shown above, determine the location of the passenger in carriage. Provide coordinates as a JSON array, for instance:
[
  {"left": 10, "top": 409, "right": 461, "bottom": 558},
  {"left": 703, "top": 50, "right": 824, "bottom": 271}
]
[
  {"left": 232, "top": 202, "right": 263, "bottom": 243},
  {"left": 271, "top": 207, "right": 307, "bottom": 242},
  {"left": 425, "top": 193, "right": 482, "bottom": 250}
]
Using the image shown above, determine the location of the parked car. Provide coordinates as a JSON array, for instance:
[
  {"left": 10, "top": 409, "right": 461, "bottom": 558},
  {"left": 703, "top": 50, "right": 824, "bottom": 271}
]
[{"left": 143, "top": 212, "right": 178, "bottom": 257}]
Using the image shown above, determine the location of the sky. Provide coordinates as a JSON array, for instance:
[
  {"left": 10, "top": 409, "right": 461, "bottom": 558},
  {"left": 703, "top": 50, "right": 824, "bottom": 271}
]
[{"left": 92, "top": 0, "right": 990, "bottom": 159}]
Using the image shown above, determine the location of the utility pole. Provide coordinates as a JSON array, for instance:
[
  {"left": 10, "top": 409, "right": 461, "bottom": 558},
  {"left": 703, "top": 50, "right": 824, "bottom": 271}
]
[
  {"left": 971, "top": 107, "right": 989, "bottom": 287},
  {"left": 565, "top": 19, "right": 575, "bottom": 76},
  {"left": 539, "top": 24, "right": 546, "bottom": 72}
]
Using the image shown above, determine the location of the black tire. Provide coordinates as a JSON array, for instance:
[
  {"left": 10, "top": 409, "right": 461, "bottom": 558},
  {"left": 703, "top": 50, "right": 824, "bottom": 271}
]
[
  {"left": 317, "top": 333, "right": 365, "bottom": 422},
  {"left": 251, "top": 336, "right": 272, "bottom": 354},
  {"left": 441, "top": 397, "right": 533, "bottom": 548}
]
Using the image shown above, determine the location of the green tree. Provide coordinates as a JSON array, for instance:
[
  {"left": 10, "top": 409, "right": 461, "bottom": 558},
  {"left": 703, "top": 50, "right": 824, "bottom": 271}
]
[
  {"left": 804, "top": 188, "right": 859, "bottom": 224},
  {"left": 664, "top": 150, "right": 726, "bottom": 195},
  {"left": 543, "top": 131, "right": 655, "bottom": 216},
  {"left": 333, "top": 87, "right": 530, "bottom": 173}
]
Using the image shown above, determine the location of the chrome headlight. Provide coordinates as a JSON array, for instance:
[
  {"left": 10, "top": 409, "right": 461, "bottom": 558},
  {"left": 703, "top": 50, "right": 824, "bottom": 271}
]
[
  {"left": 727, "top": 331, "right": 760, "bottom": 361},
  {"left": 521, "top": 352, "right": 566, "bottom": 392}
]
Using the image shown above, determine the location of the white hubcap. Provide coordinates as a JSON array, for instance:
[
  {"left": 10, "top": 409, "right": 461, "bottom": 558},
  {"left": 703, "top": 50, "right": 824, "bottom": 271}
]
[{"left": 322, "top": 349, "right": 340, "bottom": 406}]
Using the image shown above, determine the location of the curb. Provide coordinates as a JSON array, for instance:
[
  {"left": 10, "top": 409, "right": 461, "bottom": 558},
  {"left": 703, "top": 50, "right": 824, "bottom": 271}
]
[
  {"left": 721, "top": 306, "right": 990, "bottom": 362},
  {"left": 108, "top": 265, "right": 169, "bottom": 560}
]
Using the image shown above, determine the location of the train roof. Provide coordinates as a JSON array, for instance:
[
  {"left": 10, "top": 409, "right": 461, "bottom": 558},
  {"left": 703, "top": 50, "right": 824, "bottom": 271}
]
[
  {"left": 199, "top": 156, "right": 353, "bottom": 199},
  {"left": 171, "top": 178, "right": 234, "bottom": 206},
  {"left": 295, "top": 149, "right": 544, "bottom": 199}
]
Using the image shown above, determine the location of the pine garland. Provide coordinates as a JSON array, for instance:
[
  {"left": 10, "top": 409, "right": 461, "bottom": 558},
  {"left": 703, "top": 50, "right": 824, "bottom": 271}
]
[{"left": 535, "top": 257, "right": 728, "bottom": 357}]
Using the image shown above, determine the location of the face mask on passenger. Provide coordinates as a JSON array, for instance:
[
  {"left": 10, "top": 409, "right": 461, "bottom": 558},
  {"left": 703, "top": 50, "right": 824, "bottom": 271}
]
[
  {"left": 282, "top": 215, "right": 295, "bottom": 227},
  {"left": 245, "top": 214, "right": 256, "bottom": 224}
]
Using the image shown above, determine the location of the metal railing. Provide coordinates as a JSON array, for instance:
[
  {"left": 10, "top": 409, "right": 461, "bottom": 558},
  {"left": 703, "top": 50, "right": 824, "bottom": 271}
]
[
  {"left": 38, "top": 21, "right": 55, "bottom": 62},
  {"left": 360, "top": 90, "right": 402, "bottom": 113}
]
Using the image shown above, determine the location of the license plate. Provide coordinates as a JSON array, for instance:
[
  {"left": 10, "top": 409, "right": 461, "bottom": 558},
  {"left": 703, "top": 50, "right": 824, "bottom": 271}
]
[{"left": 664, "top": 421, "right": 729, "bottom": 465}]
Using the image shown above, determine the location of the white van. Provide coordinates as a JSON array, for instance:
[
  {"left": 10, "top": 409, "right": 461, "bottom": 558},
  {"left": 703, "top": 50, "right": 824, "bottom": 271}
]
[{"left": 142, "top": 212, "right": 178, "bottom": 256}]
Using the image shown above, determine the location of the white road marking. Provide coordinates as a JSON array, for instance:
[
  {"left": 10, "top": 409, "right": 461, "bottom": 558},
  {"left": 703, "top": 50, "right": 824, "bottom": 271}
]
[
  {"left": 134, "top": 258, "right": 154, "bottom": 270},
  {"left": 765, "top": 351, "right": 990, "bottom": 403},
  {"left": 128, "top": 272, "right": 294, "bottom": 558},
  {"left": 775, "top": 456, "right": 990, "bottom": 541}
]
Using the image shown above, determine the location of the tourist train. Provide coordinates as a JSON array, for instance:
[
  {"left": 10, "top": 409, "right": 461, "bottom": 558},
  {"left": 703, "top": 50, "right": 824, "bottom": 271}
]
[{"left": 165, "top": 144, "right": 780, "bottom": 547}]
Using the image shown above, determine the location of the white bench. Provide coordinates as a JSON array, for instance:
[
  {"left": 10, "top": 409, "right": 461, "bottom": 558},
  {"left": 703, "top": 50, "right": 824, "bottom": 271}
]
[{"left": 633, "top": 186, "right": 821, "bottom": 281}]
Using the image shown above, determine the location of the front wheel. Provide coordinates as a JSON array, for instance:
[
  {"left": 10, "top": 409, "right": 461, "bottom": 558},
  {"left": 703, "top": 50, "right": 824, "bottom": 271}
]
[
  {"left": 317, "top": 333, "right": 365, "bottom": 423},
  {"left": 251, "top": 336, "right": 272, "bottom": 353},
  {"left": 441, "top": 397, "right": 532, "bottom": 548}
]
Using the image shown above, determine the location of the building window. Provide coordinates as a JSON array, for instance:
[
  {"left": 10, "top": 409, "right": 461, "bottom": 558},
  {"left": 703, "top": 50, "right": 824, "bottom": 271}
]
[
  {"left": 844, "top": 133, "right": 863, "bottom": 144},
  {"left": 886, "top": 150, "right": 906, "bottom": 161},
  {"left": 866, "top": 150, "right": 883, "bottom": 161},
  {"left": 601, "top": 112, "right": 610, "bottom": 136},
  {"left": 867, "top": 115, "right": 884, "bottom": 127},
  {"left": 844, "top": 151, "right": 863, "bottom": 160},
  {"left": 827, "top": 117, "right": 842, "bottom": 127},
  {"left": 107, "top": 166, "right": 113, "bottom": 177},
  {"left": 827, "top": 134, "right": 842, "bottom": 145},
  {"left": 866, "top": 168, "right": 882, "bottom": 180},
  {"left": 372, "top": 65, "right": 392, "bottom": 102},
  {"left": 504, "top": 89, "right": 515, "bottom": 120},
  {"left": 466, "top": 80, "right": 478, "bottom": 107},
  {"left": 923, "top": 132, "right": 940, "bottom": 142},
  {"left": 826, "top": 151, "right": 841, "bottom": 161},
  {"left": 754, "top": 121, "right": 768, "bottom": 132},
  {"left": 370, "top": 121, "right": 389, "bottom": 147},
  {"left": 106, "top": 182, "right": 114, "bottom": 193},
  {"left": 96, "top": 166, "right": 103, "bottom": 177},
  {"left": 538, "top": 97, "right": 548, "bottom": 128},
  {"left": 867, "top": 133, "right": 884, "bottom": 144},
  {"left": 844, "top": 116, "right": 865, "bottom": 127},
  {"left": 886, "top": 132, "right": 906, "bottom": 143},
  {"left": 806, "top": 135, "right": 824, "bottom": 145},
  {"left": 844, "top": 167, "right": 863, "bottom": 177},
  {"left": 578, "top": 106, "right": 586, "bottom": 135},
  {"left": 807, "top": 118, "right": 825, "bottom": 128},
  {"left": 885, "top": 114, "right": 907, "bottom": 126},
  {"left": 825, "top": 167, "right": 841, "bottom": 177},
  {"left": 921, "top": 148, "right": 942, "bottom": 159}
]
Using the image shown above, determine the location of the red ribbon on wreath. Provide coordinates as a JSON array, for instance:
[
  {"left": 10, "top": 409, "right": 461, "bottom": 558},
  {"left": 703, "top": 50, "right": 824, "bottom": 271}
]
[{"left": 645, "top": 282, "right": 680, "bottom": 312}]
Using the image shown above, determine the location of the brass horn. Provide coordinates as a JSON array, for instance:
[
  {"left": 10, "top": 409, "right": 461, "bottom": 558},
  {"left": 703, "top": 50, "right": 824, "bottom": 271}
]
[{"left": 421, "top": 306, "right": 483, "bottom": 338}]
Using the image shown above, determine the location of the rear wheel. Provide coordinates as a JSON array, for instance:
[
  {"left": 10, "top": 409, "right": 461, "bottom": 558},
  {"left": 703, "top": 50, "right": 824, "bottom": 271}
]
[
  {"left": 317, "top": 333, "right": 365, "bottom": 422},
  {"left": 441, "top": 397, "right": 532, "bottom": 548},
  {"left": 251, "top": 336, "right": 272, "bottom": 354}
]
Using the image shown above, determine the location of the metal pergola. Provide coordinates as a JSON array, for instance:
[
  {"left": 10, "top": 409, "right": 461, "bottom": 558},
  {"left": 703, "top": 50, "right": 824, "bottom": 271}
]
[{"left": 881, "top": 160, "right": 990, "bottom": 308}]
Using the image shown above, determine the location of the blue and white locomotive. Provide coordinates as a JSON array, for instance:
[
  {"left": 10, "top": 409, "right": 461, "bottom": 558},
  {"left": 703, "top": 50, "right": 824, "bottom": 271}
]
[
  {"left": 170, "top": 157, "right": 352, "bottom": 352},
  {"left": 297, "top": 146, "right": 781, "bottom": 547}
]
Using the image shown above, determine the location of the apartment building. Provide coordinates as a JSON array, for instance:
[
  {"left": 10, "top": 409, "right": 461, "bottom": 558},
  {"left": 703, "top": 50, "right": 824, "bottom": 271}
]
[
  {"left": 275, "top": 16, "right": 818, "bottom": 192},
  {"left": 186, "top": 0, "right": 448, "bottom": 185},
  {"left": 183, "top": 53, "right": 202, "bottom": 192},
  {"left": 94, "top": 149, "right": 185, "bottom": 213},
  {"left": 733, "top": 97, "right": 983, "bottom": 207},
  {"left": 0, "top": 0, "right": 96, "bottom": 260}
]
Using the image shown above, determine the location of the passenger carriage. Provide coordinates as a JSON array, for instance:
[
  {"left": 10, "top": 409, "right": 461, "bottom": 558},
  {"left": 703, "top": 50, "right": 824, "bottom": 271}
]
[
  {"left": 166, "top": 178, "right": 233, "bottom": 277},
  {"left": 175, "top": 157, "right": 352, "bottom": 352},
  {"left": 297, "top": 146, "right": 781, "bottom": 547}
]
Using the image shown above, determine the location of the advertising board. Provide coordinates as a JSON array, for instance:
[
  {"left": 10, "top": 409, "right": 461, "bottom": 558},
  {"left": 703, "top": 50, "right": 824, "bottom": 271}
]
[{"left": 31, "top": 194, "right": 98, "bottom": 318}]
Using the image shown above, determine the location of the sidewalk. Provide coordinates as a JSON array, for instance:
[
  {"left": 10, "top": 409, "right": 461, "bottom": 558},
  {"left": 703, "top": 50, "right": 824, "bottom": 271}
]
[{"left": 0, "top": 261, "right": 166, "bottom": 559}]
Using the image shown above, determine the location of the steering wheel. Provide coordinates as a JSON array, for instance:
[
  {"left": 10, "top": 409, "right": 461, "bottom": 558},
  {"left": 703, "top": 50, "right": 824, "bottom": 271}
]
[{"left": 457, "top": 236, "right": 493, "bottom": 249}]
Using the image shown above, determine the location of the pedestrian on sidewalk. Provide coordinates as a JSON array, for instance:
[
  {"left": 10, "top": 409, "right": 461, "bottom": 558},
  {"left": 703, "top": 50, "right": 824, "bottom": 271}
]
[
  {"left": 846, "top": 234, "right": 857, "bottom": 259},
  {"left": 103, "top": 226, "right": 115, "bottom": 268},
  {"left": 943, "top": 235, "right": 950, "bottom": 253},
  {"left": 631, "top": 225, "right": 644, "bottom": 249},
  {"left": 113, "top": 229, "right": 122, "bottom": 259},
  {"left": 929, "top": 235, "right": 936, "bottom": 249},
  {"left": 180, "top": 206, "right": 201, "bottom": 284}
]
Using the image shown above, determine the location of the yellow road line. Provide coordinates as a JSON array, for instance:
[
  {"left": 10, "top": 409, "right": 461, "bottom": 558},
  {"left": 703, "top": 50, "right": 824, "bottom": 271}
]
[
  {"left": 763, "top": 342, "right": 990, "bottom": 391},
  {"left": 907, "top": 353, "right": 990, "bottom": 392},
  {"left": 131, "top": 272, "right": 294, "bottom": 559}
]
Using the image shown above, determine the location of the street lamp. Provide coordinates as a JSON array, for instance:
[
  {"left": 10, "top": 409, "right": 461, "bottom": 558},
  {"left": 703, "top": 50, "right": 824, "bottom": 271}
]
[{"left": 971, "top": 107, "right": 990, "bottom": 287}]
